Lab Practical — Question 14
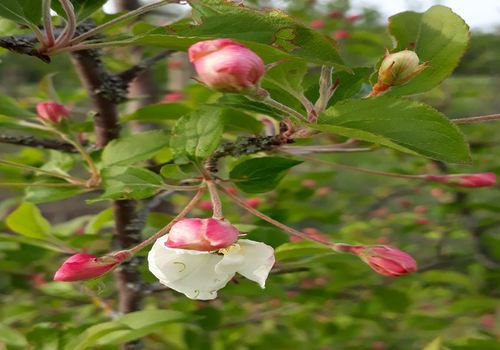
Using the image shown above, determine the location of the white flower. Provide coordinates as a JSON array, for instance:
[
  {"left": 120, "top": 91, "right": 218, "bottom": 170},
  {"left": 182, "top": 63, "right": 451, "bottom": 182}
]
[{"left": 148, "top": 236, "right": 275, "bottom": 300}]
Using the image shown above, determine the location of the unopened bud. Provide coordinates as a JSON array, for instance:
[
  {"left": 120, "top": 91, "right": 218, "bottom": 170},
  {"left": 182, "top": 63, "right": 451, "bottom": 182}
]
[
  {"left": 352, "top": 245, "right": 417, "bottom": 277},
  {"left": 188, "top": 39, "right": 265, "bottom": 92},
  {"left": 166, "top": 218, "right": 239, "bottom": 251},
  {"left": 36, "top": 102, "right": 70, "bottom": 123},
  {"left": 378, "top": 49, "right": 427, "bottom": 87},
  {"left": 425, "top": 172, "right": 496, "bottom": 188},
  {"left": 53, "top": 251, "right": 129, "bottom": 282}
]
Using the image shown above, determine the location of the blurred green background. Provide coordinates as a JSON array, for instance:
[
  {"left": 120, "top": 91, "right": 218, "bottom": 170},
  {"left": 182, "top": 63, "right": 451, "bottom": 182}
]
[{"left": 0, "top": 1, "right": 499, "bottom": 349}]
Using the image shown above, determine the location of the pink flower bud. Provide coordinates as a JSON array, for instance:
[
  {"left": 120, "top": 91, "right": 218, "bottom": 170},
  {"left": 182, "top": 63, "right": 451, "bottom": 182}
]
[
  {"left": 352, "top": 245, "right": 417, "bottom": 277},
  {"left": 328, "top": 10, "right": 343, "bottom": 19},
  {"left": 198, "top": 200, "right": 213, "bottom": 211},
  {"left": 310, "top": 19, "right": 326, "bottom": 29},
  {"left": 425, "top": 172, "right": 496, "bottom": 188},
  {"left": 346, "top": 14, "right": 362, "bottom": 23},
  {"left": 166, "top": 218, "right": 239, "bottom": 251},
  {"left": 333, "top": 30, "right": 350, "bottom": 40},
  {"left": 161, "top": 92, "right": 184, "bottom": 104},
  {"left": 188, "top": 39, "right": 265, "bottom": 92},
  {"left": 53, "top": 252, "right": 129, "bottom": 282},
  {"left": 36, "top": 102, "right": 70, "bottom": 123},
  {"left": 245, "top": 198, "right": 261, "bottom": 208}
]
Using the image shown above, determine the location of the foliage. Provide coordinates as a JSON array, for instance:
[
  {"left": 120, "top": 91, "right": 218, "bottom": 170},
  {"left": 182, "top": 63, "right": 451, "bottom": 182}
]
[{"left": 0, "top": 1, "right": 499, "bottom": 349}]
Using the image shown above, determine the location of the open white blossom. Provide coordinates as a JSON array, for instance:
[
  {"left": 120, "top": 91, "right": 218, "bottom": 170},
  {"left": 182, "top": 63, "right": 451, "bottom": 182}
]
[{"left": 148, "top": 235, "right": 275, "bottom": 300}]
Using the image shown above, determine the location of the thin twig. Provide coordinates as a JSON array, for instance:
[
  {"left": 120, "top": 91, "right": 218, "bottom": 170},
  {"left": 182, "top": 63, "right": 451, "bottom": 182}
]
[
  {"left": 452, "top": 114, "right": 500, "bottom": 124},
  {"left": 0, "top": 134, "right": 78, "bottom": 152}
]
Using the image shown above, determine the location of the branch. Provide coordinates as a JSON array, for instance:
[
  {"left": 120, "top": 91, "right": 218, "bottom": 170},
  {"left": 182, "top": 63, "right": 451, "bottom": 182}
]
[
  {"left": 0, "top": 134, "right": 78, "bottom": 152},
  {"left": 206, "top": 135, "right": 290, "bottom": 173},
  {"left": 118, "top": 50, "right": 174, "bottom": 85},
  {"left": 0, "top": 35, "right": 50, "bottom": 63}
]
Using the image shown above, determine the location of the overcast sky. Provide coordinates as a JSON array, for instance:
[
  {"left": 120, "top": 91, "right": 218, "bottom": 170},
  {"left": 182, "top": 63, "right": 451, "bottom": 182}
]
[
  {"left": 351, "top": 0, "right": 499, "bottom": 30},
  {"left": 104, "top": 0, "right": 500, "bottom": 31}
]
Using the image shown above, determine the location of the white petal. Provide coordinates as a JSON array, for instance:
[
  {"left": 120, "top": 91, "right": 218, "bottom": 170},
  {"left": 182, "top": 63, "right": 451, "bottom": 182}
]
[
  {"left": 215, "top": 239, "right": 275, "bottom": 288},
  {"left": 147, "top": 235, "right": 235, "bottom": 300}
]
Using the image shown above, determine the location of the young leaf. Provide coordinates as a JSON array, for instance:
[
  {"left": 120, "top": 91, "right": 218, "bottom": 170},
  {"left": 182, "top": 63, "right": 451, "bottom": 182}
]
[
  {"left": 314, "top": 97, "right": 471, "bottom": 163},
  {"left": 99, "top": 166, "right": 163, "bottom": 200},
  {"left": 0, "top": 95, "right": 37, "bottom": 118},
  {"left": 263, "top": 59, "right": 308, "bottom": 100},
  {"left": 102, "top": 130, "right": 170, "bottom": 166},
  {"left": 6, "top": 202, "right": 51, "bottom": 239},
  {"left": 422, "top": 337, "right": 442, "bottom": 350},
  {"left": 0, "top": 0, "right": 42, "bottom": 26},
  {"left": 170, "top": 107, "right": 223, "bottom": 160},
  {"left": 25, "top": 185, "right": 84, "bottom": 204},
  {"left": 229, "top": 157, "right": 302, "bottom": 193},
  {"left": 385, "top": 5, "right": 470, "bottom": 96},
  {"left": 0, "top": 324, "right": 28, "bottom": 347}
]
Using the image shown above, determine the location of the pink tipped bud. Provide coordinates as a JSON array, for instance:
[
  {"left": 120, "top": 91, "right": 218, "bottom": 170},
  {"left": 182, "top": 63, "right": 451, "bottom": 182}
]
[
  {"left": 310, "top": 19, "right": 326, "bottom": 29},
  {"left": 166, "top": 218, "right": 239, "bottom": 251},
  {"left": 378, "top": 50, "right": 427, "bottom": 87},
  {"left": 198, "top": 200, "right": 213, "bottom": 211},
  {"left": 352, "top": 245, "right": 417, "bottom": 277},
  {"left": 53, "top": 251, "right": 129, "bottom": 282},
  {"left": 161, "top": 92, "right": 184, "bottom": 104},
  {"left": 333, "top": 30, "right": 350, "bottom": 40},
  {"left": 425, "top": 172, "right": 496, "bottom": 188},
  {"left": 188, "top": 39, "right": 265, "bottom": 92},
  {"left": 36, "top": 102, "right": 70, "bottom": 123}
]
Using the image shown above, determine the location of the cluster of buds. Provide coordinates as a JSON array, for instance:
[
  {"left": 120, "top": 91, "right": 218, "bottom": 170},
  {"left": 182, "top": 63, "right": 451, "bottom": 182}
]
[
  {"left": 36, "top": 102, "right": 70, "bottom": 123},
  {"left": 371, "top": 49, "right": 428, "bottom": 96}
]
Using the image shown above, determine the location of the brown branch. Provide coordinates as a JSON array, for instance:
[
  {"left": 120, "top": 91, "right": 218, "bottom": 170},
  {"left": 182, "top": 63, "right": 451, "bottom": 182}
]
[
  {"left": 118, "top": 50, "right": 174, "bottom": 85},
  {"left": 0, "top": 134, "right": 78, "bottom": 152},
  {"left": 0, "top": 35, "right": 50, "bottom": 63},
  {"left": 70, "top": 39, "right": 144, "bottom": 350}
]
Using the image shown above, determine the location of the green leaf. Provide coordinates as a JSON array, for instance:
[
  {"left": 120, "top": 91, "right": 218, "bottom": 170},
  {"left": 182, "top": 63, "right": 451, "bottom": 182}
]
[
  {"left": 104, "top": 1, "right": 347, "bottom": 70},
  {"left": 0, "top": 95, "right": 37, "bottom": 118},
  {"left": 217, "top": 94, "right": 283, "bottom": 119},
  {"left": 52, "top": 0, "right": 106, "bottom": 21},
  {"left": 0, "top": 0, "right": 42, "bottom": 25},
  {"left": 0, "top": 324, "right": 28, "bottom": 347},
  {"left": 6, "top": 202, "right": 51, "bottom": 239},
  {"left": 229, "top": 157, "right": 302, "bottom": 193},
  {"left": 99, "top": 166, "right": 163, "bottom": 200},
  {"left": 275, "top": 241, "right": 332, "bottom": 260},
  {"left": 187, "top": 0, "right": 347, "bottom": 69},
  {"left": 422, "top": 337, "right": 442, "bottom": 350},
  {"left": 0, "top": 234, "right": 64, "bottom": 252},
  {"left": 386, "top": 5, "right": 470, "bottom": 95},
  {"left": 170, "top": 107, "right": 223, "bottom": 160},
  {"left": 25, "top": 185, "right": 84, "bottom": 204},
  {"left": 263, "top": 59, "right": 308, "bottom": 100},
  {"left": 102, "top": 130, "right": 170, "bottom": 166},
  {"left": 64, "top": 322, "right": 125, "bottom": 350},
  {"left": 314, "top": 97, "right": 471, "bottom": 163},
  {"left": 122, "top": 103, "right": 191, "bottom": 122},
  {"left": 220, "top": 108, "right": 263, "bottom": 134}
]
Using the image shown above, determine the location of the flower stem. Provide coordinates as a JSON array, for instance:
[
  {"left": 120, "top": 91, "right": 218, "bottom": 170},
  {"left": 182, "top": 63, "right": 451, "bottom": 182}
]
[
  {"left": 0, "top": 182, "right": 80, "bottom": 187},
  {"left": 126, "top": 187, "right": 206, "bottom": 255},
  {"left": 67, "top": 0, "right": 176, "bottom": 47},
  {"left": 52, "top": 0, "right": 77, "bottom": 49},
  {"left": 42, "top": 0, "right": 55, "bottom": 47},
  {"left": 206, "top": 180, "right": 224, "bottom": 219},
  {"left": 247, "top": 88, "right": 308, "bottom": 122},
  {"left": 219, "top": 184, "right": 354, "bottom": 252},
  {"left": 453, "top": 114, "right": 500, "bottom": 124},
  {"left": 301, "top": 156, "right": 423, "bottom": 180}
]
